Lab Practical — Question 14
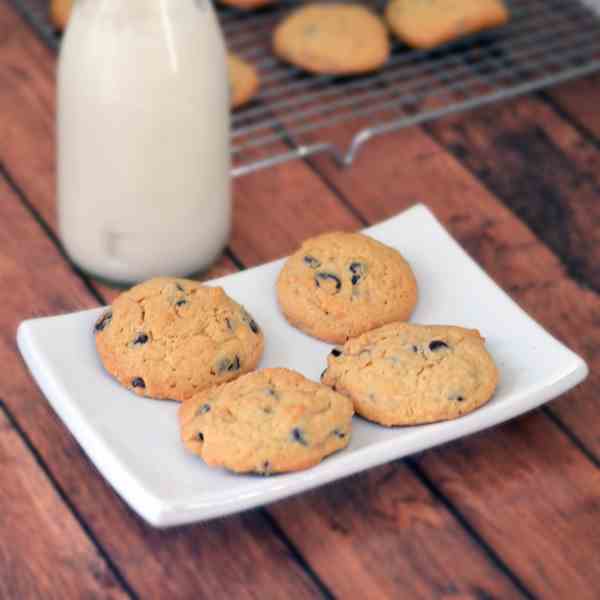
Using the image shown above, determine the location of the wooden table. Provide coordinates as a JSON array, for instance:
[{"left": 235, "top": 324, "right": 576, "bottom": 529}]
[{"left": 2, "top": 2, "right": 600, "bottom": 598}]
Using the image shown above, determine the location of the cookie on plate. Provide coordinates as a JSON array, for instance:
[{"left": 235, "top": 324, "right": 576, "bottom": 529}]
[
  {"left": 50, "top": 0, "right": 72, "bottom": 31},
  {"left": 385, "top": 0, "right": 509, "bottom": 49},
  {"left": 95, "top": 277, "right": 264, "bottom": 401},
  {"left": 273, "top": 4, "right": 390, "bottom": 75},
  {"left": 322, "top": 322, "right": 498, "bottom": 426},
  {"left": 228, "top": 53, "right": 260, "bottom": 109},
  {"left": 179, "top": 368, "right": 353, "bottom": 474},
  {"left": 277, "top": 232, "right": 417, "bottom": 343}
]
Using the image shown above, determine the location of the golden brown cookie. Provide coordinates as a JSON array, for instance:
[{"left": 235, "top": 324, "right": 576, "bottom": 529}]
[
  {"left": 273, "top": 4, "right": 390, "bottom": 75},
  {"left": 322, "top": 322, "right": 498, "bottom": 426},
  {"left": 179, "top": 368, "right": 353, "bottom": 474},
  {"left": 385, "top": 0, "right": 509, "bottom": 49},
  {"left": 50, "top": 0, "right": 73, "bottom": 31},
  {"left": 228, "top": 53, "right": 260, "bottom": 109},
  {"left": 277, "top": 232, "right": 418, "bottom": 343},
  {"left": 95, "top": 277, "right": 264, "bottom": 401}
]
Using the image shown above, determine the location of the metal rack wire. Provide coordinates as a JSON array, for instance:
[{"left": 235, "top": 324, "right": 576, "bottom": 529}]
[{"left": 11, "top": 0, "right": 600, "bottom": 176}]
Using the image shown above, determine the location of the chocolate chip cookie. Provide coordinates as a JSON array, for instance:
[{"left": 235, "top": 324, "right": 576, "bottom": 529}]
[
  {"left": 50, "top": 0, "right": 72, "bottom": 31},
  {"left": 277, "top": 232, "right": 418, "bottom": 343},
  {"left": 179, "top": 368, "right": 353, "bottom": 474},
  {"left": 273, "top": 4, "right": 390, "bottom": 75},
  {"left": 385, "top": 0, "right": 509, "bottom": 50},
  {"left": 322, "top": 322, "right": 498, "bottom": 426},
  {"left": 95, "top": 277, "right": 264, "bottom": 401},
  {"left": 228, "top": 53, "right": 260, "bottom": 109}
]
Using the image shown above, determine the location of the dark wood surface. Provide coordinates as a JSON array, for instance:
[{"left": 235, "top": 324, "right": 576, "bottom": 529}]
[{"left": 1, "top": 2, "right": 599, "bottom": 598}]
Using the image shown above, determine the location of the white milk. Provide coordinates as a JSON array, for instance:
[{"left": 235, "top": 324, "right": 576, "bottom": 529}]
[{"left": 57, "top": 0, "right": 231, "bottom": 284}]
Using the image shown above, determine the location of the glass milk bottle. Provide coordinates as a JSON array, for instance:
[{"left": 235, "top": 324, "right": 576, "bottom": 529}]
[{"left": 57, "top": 0, "right": 231, "bottom": 284}]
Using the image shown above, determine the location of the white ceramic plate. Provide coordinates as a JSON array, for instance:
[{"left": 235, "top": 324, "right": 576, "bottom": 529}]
[{"left": 17, "top": 205, "right": 588, "bottom": 527}]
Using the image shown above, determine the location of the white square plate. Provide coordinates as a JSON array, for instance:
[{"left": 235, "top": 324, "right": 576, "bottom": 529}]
[{"left": 17, "top": 205, "right": 588, "bottom": 527}]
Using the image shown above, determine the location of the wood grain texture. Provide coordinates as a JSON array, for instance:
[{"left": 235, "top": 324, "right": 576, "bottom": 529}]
[
  {"left": 298, "top": 117, "right": 600, "bottom": 597},
  {"left": 548, "top": 73, "right": 600, "bottom": 140},
  {"left": 418, "top": 413, "right": 600, "bottom": 600},
  {"left": 0, "top": 176, "right": 325, "bottom": 599},
  {"left": 426, "top": 93, "right": 600, "bottom": 292},
  {"left": 270, "top": 462, "right": 524, "bottom": 599},
  {"left": 0, "top": 407, "right": 128, "bottom": 600}
]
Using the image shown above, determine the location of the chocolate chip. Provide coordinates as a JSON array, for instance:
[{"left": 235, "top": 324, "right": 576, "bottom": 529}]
[
  {"left": 449, "top": 393, "right": 465, "bottom": 402},
  {"left": 291, "top": 427, "right": 308, "bottom": 446},
  {"left": 349, "top": 262, "right": 367, "bottom": 286},
  {"left": 175, "top": 282, "right": 185, "bottom": 292},
  {"left": 412, "top": 345, "right": 418, "bottom": 353},
  {"left": 197, "top": 432, "right": 204, "bottom": 442},
  {"left": 262, "top": 406, "right": 273, "bottom": 414},
  {"left": 133, "top": 333, "right": 148, "bottom": 345},
  {"left": 429, "top": 340, "right": 449, "bottom": 351},
  {"left": 94, "top": 311, "right": 112, "bottom": 333},
  {"left": 217, "top": 355, "right": 241, "bottom": 374},
  {"left": 315, "top": 272, "right": 341, "bottom": 293},
  {"left": 333, "top": 429, "right": 346, "bottom": 438},
  {"left": 260, "top": 460, "right": 272, "bottom": 475},
  {"left": 199, "top": 403, "right": 211, "bottom": 414},
  {"left": 331, "top": 348, "right": 342, "bottom": 357},
  {"left": 225, "top": 318, "right": 234, "bottom": 331},
  {"left": 175, "top": 299, "right": 187, "bottom": 307},
  {"left": 265, "top": 387, "right": 278, "bottom": 398},
  {"left": 241, "top": 310, "right": 260, "bottom": 334},
  {"left": 320, "top": 368, "right": 328, "bottom": 380},
  {"left": 132, "top": 377, "right": 145, "bottom": 389},
  {"left": 303, "top": 255, "right": 321, "bottom": 269}
]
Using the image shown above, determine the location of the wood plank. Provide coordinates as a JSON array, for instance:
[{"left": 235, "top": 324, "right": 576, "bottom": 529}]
[
  {"left": 426, "top": 93, "right": 600, "bottom": 293},
  {"left": 0, "top": 175, "right": 325, "bottom": 599},
  {"left": 547, "top": 73, "right": 600, "bottom": 140},
  {"left": 0, "top": 6, "right": 536, "bottom": 596},
  {"left": 270, "top": 462, "right": 524, "bottom": 599},
  {"left": 0, "top": 407, "right": 129, "bottom": 600},
  {"left": 297, "top": 115, "right": 600, "bottom": 597}
]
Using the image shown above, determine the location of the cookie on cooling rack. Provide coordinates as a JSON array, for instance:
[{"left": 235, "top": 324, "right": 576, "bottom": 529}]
[
  {"left": 322, "top": 322, "right": 499, "bottom": 426},
  {"left": 385, "top": 0, "right": 509, "bottom": 49},
  {"left": 94, "top": 277, "right": 264, "bottom": 402},
  {"left": 273, "top": 4, "right": 390, "bottom": 75},
  {"left": 228, "top": 53, "right": 260, "bottom": 109},
  {"left": 50, "top": 0, "right": 72, "bottom": 31},
  {"left": 179, "top": 368, "right": 353, "bottom": 474}
]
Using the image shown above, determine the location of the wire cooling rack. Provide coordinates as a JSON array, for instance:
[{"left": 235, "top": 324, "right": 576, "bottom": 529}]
[{"left": 11, "top": 0, "right": 600, "bottom": 176}]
